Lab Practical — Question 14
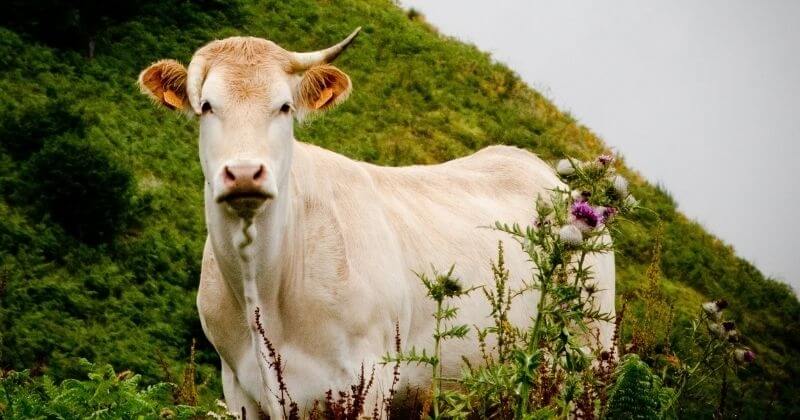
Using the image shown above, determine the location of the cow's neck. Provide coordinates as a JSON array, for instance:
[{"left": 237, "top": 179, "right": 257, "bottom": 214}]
[{"left": 206, "top": 142, "right": 303, "bottom": 339}]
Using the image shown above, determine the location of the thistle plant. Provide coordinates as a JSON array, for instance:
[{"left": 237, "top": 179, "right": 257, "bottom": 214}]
[
  {"left": 382, "top": 266, "right": 474, "bottom": 419},
  {"left": 483, "top": 155, "right": 636, "bottom": 417},
  {"left": 385, "top": 154, "right": 643, "bottom": 419},
  {"left": 663, "top": 299, "right": 756, "bottom": 417}
]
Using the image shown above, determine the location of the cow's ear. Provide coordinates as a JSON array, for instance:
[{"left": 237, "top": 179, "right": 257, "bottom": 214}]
[
  {"left": 138, "top": 59, "right": 190, "bottom": 112},
  {"left": 295, "top": 64, "right": 351, "bottom": 115}
]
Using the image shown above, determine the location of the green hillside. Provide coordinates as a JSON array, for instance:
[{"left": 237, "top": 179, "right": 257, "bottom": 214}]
[{"left": 0, "top": 0, "right": 797, "bottom": 417}]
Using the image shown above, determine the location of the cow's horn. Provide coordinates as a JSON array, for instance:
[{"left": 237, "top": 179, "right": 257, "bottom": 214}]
[
  {"left": 289, "top": 27, "right": 361, "bottom": 71},
  {"left": 186, "top": 54, "right": 208, "bottom": 115}
]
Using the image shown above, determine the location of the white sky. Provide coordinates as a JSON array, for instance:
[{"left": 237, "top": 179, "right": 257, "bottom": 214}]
[{"left": 402, "top": 0, "right": 800, "bottom": 292}]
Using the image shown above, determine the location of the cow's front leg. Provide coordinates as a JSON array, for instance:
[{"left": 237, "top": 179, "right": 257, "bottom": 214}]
[{"left": 221, "top": 359, "right": 266, "bottom": 419}]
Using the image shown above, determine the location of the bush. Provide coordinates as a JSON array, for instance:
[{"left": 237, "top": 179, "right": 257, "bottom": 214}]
[
  {"left": 27, "top": 137, "right": 135, "bottom": 244},
  {"left": 0, "top": 99, "right": 84, "bottom": 160},
  {"left": 0, "top": 360, "right": 229, "bottom": 419}
]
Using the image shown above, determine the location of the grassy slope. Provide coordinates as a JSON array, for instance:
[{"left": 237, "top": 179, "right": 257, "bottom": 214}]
[{"left": 0, "top": 0, "right": 797, "bottom": 415}]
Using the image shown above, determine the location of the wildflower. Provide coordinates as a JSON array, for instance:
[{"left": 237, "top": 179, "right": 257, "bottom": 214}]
[
  {"left": 559, "top": 224, "right": 583, "bottom": 246},
  {"left": 612, "top": 175, "right": 629, "bottom": 196},
  {"left": 571, "top": 201, "right": 602, "bottom": 231},
  {"left": 702, "top": 299, "right": 728, "bottom": 319},
  {"left": 734, "top": 348, "right": 756, "bottom": 364},
  {"left": 571, "top": 190, "right": 591, "bottom": 202},
  {"left": 595, "top": 206, "right": 618, "bottom": 223},
  {"left": 584, "top": 283, "right": 598, "bottom": 296},
  {"left": 727, "top": 329, "right": 740, "bottom": 343},
  {"left": 597, "top": 154, "right": 614, "bottom": 166},
  {"left": 556, "top": 159, "right": 577, "bottom": 176},
  {"left": 708, "top": 322, "right": 728, "bottom": 340}
]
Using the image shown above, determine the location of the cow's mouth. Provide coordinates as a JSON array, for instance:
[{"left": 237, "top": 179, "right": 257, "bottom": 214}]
[{"left": 216, "top": 190, "right": 274, "bottom": 207}]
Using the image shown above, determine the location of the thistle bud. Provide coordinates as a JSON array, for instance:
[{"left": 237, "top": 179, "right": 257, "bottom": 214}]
[
  {"left": 571, "top": 190, "right": 591, "bottom": 203},
  {"left": 559, "top": 224, "right": 583, "bottom": 246},
  {"left": 707, "top": 322, "right": 728, "bottom": 340},
  {"left": 702, "top": 300, "right": 728, "bottom": 319},
  {"left": 597, "top": 154, "right": 614, "bottom": 166},
  {"left": 584, "top": 283, "right": 598, "bottom": 296},
  {"left": 734, "top": 348, "right": 756, "bottom": 364},
  {"left": 612, "top": 175, "right": 629, "bottom": 196},
  {"left": 556, "top": 159, "right": 576, "bottom": 176},
  {"left": 595, "top": 206, "right": 618, "bottom": 223},
  {"left": 624, "top": 195, "right": 639, "bottom": 208}
]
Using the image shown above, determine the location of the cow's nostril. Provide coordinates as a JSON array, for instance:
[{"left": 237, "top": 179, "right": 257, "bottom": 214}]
[
  {"left": 253, "top": 165, "right": 265, "bottom": 181},
  {"left": 224, "top": 166, "right": 237, "bottom": 183}
]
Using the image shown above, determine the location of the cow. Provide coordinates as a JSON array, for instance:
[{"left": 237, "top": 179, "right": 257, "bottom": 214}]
[{"left": 137, "top": 28, "right": 615, "bottom": 417}]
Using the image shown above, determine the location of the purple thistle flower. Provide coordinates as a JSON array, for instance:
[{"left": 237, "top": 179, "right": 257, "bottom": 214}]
[
  {"left": 598, "top": 154, "right": 614, "bottom": 166},
  {"left": 571, "top": 201, "right": 602, "bottom": 228}
]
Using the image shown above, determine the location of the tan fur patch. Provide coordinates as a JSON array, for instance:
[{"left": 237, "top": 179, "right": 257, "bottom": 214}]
[{"left": 189, "top": 37, "right": 292, "bottom": 104}]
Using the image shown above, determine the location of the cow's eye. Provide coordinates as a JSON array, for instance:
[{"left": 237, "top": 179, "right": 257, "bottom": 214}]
[
  {"left": 201, "top": 101, "right": 213, "bottom": 114},
  {"left": 280, "top": 103, "right": 292, "bottom": 114}
]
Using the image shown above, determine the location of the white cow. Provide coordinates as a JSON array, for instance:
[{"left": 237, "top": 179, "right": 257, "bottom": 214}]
[{"left": 138, "top": 29, "right": 615, "bottom": 418}]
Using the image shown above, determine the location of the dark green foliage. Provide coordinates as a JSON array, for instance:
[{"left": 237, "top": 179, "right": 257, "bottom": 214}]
[
  {"left": 606, "top": 354, "right": 675, "bottom": 420},
  {"left": 27, "top": 137, "right": 136, "bottom": 244},
  {"left": 0, "top": 98, "right": 84, "bottom": 160},
  {"left": 0, "top": 0, "right": 245, "bottom": 57},
  {"left": 0, "top": 0, "right": 796, "bottom": 416},
  {"left": 0, "top": 360, "right": 227, "bottom": 419}
]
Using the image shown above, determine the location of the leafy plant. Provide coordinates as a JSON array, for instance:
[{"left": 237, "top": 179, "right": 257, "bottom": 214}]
[
  {"left": 0, "top": 360, "right": 229, "bottom": 419},
  {"left": 383, "top": 266, "right": 474, "bottom": 419},
  {"left": 605, "top": 354, "right": 675, "bottom": 420}
]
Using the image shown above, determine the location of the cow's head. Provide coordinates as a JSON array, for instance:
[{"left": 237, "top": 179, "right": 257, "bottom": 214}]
[{"left": 138, "top": 29, "right": 359, "bottom": 217}]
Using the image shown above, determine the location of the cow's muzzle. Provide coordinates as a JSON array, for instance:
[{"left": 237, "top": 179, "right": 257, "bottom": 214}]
[{"left": 216, "top": 164, "right": 273, "bottom": 212}]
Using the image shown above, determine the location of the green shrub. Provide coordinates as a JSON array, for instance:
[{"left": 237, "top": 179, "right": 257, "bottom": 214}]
[
  {"left": 0, "top": 99, "right": 84, "bottom": 160},
  {"left": 0, "top": 360, "right": 229, "bottom": 419},
  {"left": 27, "top": 136, "right": 135, "bottom": 244}
]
